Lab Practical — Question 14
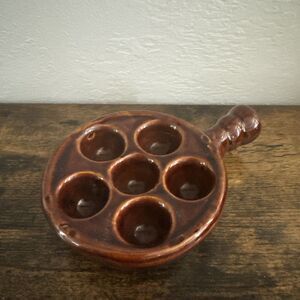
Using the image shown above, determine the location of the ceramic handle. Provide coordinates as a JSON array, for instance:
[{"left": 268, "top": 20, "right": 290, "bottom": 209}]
[{"left": 205, "top": 105, "right": 261, "bottom": 156}]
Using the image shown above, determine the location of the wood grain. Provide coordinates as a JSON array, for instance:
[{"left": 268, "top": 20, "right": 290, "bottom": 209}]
[{"left": 0, "top": 105, "right": 299, "bottom": 299}]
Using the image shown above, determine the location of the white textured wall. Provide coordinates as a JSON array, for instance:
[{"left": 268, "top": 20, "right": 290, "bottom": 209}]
[{"left": 0, "top": 1, "right": 299, "bottom": 104}]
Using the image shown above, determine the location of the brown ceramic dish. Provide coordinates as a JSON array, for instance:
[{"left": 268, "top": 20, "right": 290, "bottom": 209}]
[{"left": 42, "top": 106, "right": 261, "bottom": 269}]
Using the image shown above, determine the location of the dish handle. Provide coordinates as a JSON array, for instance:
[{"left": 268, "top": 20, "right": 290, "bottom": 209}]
[{"left": 205, "top": 105, "right": 261, "bottom": 156}]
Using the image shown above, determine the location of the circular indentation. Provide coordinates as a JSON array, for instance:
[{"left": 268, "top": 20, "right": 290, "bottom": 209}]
[
  {"left": 116, "top": 197, "right": 173, "bottom": 248},
  {"left": 57, "top": 173, "right": 109, "bottom": 218},
  {"left": 45, "top": 195, "right": 50, "bottom": 203},
  {"left": 200, "top": 134, "right": 210, "bottom": 145},
  {"left": 80, "top": 126, "right": 126, "bottom": 161},
  {"left": 164, "top": 158, "right": 216, "bottom": 201},
  {"left": 87, "top": 132, "right": 95, "bottom": 140},
  {"left": 59, "top": 223, "right": 69, "bottom": 230},
  {"left": 111, "top": 154, "right": 160, "bottom": 195},
  {"left": 59, "top": 223, "right": 77, "bottom": 237},
  {"left": 136, "top": 120, "right": 182, "bottom": 155}
]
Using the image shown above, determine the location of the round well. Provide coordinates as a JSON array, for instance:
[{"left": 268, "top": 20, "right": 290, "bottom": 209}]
[
  {"left": 57, "top": 173, "right": 109, "bottom": 218},
  {"left": 111, "top": 154, "right": 160, "bottom": 195},
  {"left": 116, "top": 197, "right": 172, "bottom": 248},
  {"left": 80, "top": 126, "right": 125, "bottom": 161},
  {"left": 136, "top": 121, "right": 181, "bottom": 155},
  {"left": 164, "top": 158, "right": 216, "bottom": 201}
]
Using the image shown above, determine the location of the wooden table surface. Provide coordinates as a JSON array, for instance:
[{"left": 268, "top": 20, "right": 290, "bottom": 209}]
[{"left": 0, "top": 105, "right": 299, "bottom": 299}]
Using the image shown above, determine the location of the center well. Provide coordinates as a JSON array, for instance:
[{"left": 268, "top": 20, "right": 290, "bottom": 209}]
[{"left": 111, "top": 154, "right": 160, "bottom": 195}]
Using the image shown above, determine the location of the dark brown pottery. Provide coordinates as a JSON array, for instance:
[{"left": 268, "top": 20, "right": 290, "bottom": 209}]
[{"left": 42, "top": 106, "right": 261, "bottom": 269}]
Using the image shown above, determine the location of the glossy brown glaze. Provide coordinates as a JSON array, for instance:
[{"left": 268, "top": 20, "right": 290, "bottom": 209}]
[
  {"left": 205, "top": 105, "right": 261, "bottom": 156},
  {"left": 42, "top": 105, "right": 261, "bottom": 269}
]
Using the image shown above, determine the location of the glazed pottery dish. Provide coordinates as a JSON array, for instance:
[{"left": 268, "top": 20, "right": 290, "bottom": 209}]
[{"left": 42, "top": 106, "right": 261, "bottom": 269}]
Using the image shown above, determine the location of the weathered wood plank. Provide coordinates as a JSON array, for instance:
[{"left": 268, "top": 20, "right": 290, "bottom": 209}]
[{"left": 0, "top": 105, "right": 299, "bottom": 299}]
